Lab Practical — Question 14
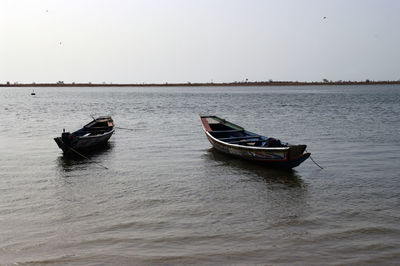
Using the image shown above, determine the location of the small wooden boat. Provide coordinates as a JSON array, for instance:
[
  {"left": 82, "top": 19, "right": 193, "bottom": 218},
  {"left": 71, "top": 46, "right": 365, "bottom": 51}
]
[
  {"left": 200, "top": 115, "right": 310, "bottom": 168},
  {"left": 54, "top": 116, "right": 115, "bottom": 154}
]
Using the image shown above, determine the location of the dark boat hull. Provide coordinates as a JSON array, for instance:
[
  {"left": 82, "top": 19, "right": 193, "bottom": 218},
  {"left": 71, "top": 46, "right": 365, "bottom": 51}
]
[
  {"left": 54, "top": 116, "right": 115, "bottom": 155},
  {"left": 54, "top": 129, "right": 114, "bottom": 154},
  {"left": 206, "top": 132, "right": 310, "bottom": 168}
]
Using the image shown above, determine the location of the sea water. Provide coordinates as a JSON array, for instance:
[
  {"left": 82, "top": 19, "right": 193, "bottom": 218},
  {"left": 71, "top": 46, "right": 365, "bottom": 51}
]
[{"left": 0, "top": 85, "right": 399, "bottom": 264}]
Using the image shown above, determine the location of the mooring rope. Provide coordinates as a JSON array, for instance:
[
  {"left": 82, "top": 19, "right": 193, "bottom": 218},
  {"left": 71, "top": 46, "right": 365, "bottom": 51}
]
[
  {"left": 115, "top": 126, "right": 135, "bottom": 131},
  {"left": 307, "top": 150, "right": 324, "bottom": 169},
  {"left": 67, "top": 146, "right": 109, "bottom": 170}
]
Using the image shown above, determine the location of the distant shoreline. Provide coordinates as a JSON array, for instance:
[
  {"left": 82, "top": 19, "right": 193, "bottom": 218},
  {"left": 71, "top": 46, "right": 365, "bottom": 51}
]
[{"left": 1, "top": 80, "right": 400, "bottom": 87}]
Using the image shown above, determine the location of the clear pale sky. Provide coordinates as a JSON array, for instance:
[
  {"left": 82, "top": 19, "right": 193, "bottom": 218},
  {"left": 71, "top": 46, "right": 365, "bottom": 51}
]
[{"left": 1, "top": 0, "right": 399, "bottom": 84}]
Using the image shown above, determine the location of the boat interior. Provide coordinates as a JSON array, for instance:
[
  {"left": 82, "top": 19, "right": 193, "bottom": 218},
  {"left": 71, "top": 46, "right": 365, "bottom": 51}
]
[
  {"left": 66, "top": 117, "right": 114, "bottom": 137},
  {"left": 203, "top": 116, "right": 286, "bottom": 148},
  {"left": 74, "top": 128, "right": 112, "bottom": 137},
  {"left": 83, "top": 117, "right": 114, "bottom": 132}
]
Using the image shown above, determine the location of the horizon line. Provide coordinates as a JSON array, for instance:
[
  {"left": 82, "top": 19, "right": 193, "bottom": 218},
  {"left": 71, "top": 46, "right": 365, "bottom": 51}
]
[{"left": 1, "top": 80, "right": 400, "bottom": 87}]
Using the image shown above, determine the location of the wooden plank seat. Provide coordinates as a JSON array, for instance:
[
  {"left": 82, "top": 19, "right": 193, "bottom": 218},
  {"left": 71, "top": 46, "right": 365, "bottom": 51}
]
[
  {"left": 219, "top": 135, "right": 263, "bottom": 141},
  {"left": 228, "top": 139, "right": 266, "bottom": 144},
  {"left": 210, "top": 129, "right": 244, "bottom": 134},
  {"left": 85, "top": 126, "right": 112, "bottom": 131}
]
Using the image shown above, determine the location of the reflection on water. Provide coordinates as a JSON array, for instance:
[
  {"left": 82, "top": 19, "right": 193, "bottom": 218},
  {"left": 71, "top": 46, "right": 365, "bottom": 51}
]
[
  {"left": 56, "top": 143, "right": 114, "bottom": 172},
  {"left": 204, "top": 148, "right": 305, "bottom": 188},
  {"left": 201, "top": 147, "right": 310, "bottom": 246}
]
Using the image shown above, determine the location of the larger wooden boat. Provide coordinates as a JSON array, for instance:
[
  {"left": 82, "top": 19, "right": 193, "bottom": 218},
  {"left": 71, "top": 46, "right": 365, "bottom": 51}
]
[
  {"left": 200, "top": 115, "right": 310, "bottom": 168},
  {"left": 54, "top": 116, "right": 114, "bottom": 154}
]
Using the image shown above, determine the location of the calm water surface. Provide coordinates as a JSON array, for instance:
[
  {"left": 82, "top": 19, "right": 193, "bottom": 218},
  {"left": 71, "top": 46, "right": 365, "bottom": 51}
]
[{"left": 1, "top": 85, "right": 400, "bottom": 265}]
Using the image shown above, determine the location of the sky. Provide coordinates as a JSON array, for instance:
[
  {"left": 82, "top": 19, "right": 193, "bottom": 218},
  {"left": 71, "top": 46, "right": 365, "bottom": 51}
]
[{"left": 1, "top": 0, "right": 399, "bottom": 84}]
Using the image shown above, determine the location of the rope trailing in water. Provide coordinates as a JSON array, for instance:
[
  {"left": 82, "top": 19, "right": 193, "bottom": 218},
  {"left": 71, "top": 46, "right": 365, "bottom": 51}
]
[
  {"left": 310, "top": 155, "right": 324, "bottom": 169},
  {"left": 67, "top": 146, "right": 109, "bottom": 170},
  {"left": 115, "top": 126, "right": 135, "bottom": 131},
  {"left": 307, "top": 150, "right": 324, "bottom": 169}
]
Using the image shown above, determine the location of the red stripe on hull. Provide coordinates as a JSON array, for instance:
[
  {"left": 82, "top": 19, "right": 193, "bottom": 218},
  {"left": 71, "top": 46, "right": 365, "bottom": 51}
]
[{"left": 201, "top": 118, "right": 212, "bottom": 132}]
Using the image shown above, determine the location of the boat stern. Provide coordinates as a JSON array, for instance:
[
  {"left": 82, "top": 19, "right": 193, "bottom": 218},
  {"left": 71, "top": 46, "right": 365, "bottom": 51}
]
[
  {"left": 54, "top": 137, "right": 68, "bottom": 153},
  {"left": 288, "top": 144, "right": 307, "bottom": 159}
]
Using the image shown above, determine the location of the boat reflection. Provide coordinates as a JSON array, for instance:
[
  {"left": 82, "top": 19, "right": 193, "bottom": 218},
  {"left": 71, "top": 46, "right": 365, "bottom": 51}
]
[
  {"left": 204, "top": 148, "right": 305, "bottom": 188},
  {"left": 56, "top": 142, "right": 114, "bottom": 172},
  {"left": 203, "top": 148, "right": 309, "bottom": 223}
]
